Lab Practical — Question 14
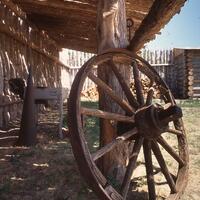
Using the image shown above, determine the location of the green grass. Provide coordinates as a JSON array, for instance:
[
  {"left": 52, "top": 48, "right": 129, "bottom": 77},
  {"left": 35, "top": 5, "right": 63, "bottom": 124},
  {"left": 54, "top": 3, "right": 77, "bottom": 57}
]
[
  {"left": 63, "top": 101, "right": 100, "bottom": 152},
  {"left": 81, "top": 101, "right": 100, "bottom": 152},
  {"left": 81, "top": 101, "right": 98, "bottom": 109},
  {"left": 177, "top": 99, "right": 200, "bottom": 107}
]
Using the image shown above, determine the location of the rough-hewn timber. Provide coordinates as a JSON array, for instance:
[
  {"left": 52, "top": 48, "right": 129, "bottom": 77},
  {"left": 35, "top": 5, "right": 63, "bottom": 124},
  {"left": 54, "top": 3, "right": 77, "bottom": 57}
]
[
  {"left": 128, "top": 0, "right": 187, "bottom": 52},
  {"left": 6, "top": 0, "right": 186, "bottom": 53},
  {"left": 97, "top": 0, "right": 131, "bottom": 179}
]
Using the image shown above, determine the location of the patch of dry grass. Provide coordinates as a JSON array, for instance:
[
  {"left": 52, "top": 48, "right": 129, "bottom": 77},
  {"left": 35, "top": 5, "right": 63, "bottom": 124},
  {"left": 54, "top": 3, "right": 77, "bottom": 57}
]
[
  {"left": 0, "top": 100, "right": 199, "bottom": 200},
  {"left": 181, "top": 106, "right": 200, "bottom": 200}
]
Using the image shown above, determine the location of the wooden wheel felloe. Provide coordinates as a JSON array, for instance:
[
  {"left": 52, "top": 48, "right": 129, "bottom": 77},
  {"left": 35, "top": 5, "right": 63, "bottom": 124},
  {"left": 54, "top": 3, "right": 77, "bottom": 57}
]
[{"left": 68, "top": 49, "right": 189, "bottom": 200}]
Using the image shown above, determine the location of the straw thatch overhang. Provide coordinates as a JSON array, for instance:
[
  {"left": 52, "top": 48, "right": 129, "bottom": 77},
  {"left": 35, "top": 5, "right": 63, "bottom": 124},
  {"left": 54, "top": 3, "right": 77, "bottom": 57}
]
[{"left": 12, "top": 0, "right": 186, "bottom": 53}]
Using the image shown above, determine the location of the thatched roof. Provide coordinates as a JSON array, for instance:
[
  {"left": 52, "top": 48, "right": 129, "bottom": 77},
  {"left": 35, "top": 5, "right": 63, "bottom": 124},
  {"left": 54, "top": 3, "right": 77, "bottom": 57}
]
[{"left": 12, "top": 0, "right": 186, "bottom": 53}]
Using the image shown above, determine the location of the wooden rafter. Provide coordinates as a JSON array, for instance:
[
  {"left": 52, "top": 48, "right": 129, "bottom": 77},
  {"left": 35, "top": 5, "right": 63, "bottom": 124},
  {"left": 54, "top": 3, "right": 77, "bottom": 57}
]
[
  {"left": 8, "top": 0, "right": 186, "bottom": 52},
  {"left": 128, "top": 0, "right": 187, "bottom": 52}
]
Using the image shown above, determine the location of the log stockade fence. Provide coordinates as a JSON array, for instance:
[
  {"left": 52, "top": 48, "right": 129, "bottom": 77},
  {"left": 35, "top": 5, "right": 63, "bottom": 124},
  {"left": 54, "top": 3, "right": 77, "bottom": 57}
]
[
  {"left": 0, "top": 1, "right": 70, "bottom": 128},
  {"left": 65, "top": 48, "right": 200, "bottom": 99},
  {"left": 63, "top": 49, "right": 176, "bottom": 96}
]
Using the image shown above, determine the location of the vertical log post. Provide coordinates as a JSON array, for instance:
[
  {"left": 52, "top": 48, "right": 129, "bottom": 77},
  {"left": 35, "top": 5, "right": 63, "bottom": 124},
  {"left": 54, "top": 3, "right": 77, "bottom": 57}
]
[{"left": 97, "top": 0, "right": 130, "bottom": 180}]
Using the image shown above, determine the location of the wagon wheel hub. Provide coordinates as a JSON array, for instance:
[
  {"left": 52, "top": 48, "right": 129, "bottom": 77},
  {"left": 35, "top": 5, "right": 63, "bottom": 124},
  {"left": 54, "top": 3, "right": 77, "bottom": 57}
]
[{"left": 135, "top": 105, "right": 182, "bottom": 139}]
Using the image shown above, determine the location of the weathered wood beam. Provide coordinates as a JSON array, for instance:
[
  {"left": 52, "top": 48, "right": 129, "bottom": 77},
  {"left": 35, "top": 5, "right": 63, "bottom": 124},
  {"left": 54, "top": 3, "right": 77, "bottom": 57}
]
[
  {"left": 53, "top": 33, "right": 96, "bottom": 46},
  {"left": 126, "top": 0, "right": 153, "bottom": 13},
  {"left": 128, "top": 0, "right": 186, "bottom": 52},
  {"left": 92, "top": 128, "right": 138, "bottom": 161},
  {"left": 53, "top": 36, "right": 96, "bottom": 53},
  {"left": 12, "top": 0, "right": 148, "bottom": 26},
  {"left": 21, "top": 4, "right": 144, "bottom": 26},
  {"left": 13, "top": 0, "right": 153, "bottom": 17},
  {"left": 27, "top": 13, "right": 96, "bottom": 31},
  {"left": 16, "top": 3, "right": 96, "bottom": 21},
  {"left": 37, "top": 27, "right": 96, "bottom": 43},
  {"left": 97, "top": 0, "right": 130, "bottom": 177},
  {"left": 126, "top": 9, "right": 147, "bottom": 23},
  {"left": 12, "top": 0, "right": 97, "bottom": 14},
  {"left": 81, "top": 107, "right": 135, "bottom": 123}
]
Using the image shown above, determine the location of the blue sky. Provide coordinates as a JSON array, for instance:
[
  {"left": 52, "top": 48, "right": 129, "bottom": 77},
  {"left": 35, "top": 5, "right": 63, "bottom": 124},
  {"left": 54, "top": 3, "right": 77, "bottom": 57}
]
[{"left": 146, "top": 0, "right": 200, "bottom": 50}]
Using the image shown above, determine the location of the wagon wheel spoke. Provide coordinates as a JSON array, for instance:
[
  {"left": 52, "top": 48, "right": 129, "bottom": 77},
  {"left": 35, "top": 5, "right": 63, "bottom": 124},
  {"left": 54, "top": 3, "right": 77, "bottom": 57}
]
[
  {"left": 81, "top": 107, "right": 135, "bottom": 123},
  {"left": 151, "top": 141, "right": 177, "bottom": 193},
  {"left": 92, "top": 128, "right": 138, "bottom": 161},
  {"left": 109, "top": 60, "right": 139, "bottom": 109},
  {"left": 68, "top": 50, "right": 188, "bottom": 200},
  {"left": 157, "top": 136, "right": 185, "bottom": 167},
  {"left": 132, "top": 61, "right": 145, "bottom": 106},
  {"left": 146, "top": 88, "right": 154, "bottom": 105},
  {"left": 121, "top": 137, "right": 144, "bottom": 198},
  {"left": 143, "top": 139, "right": 156, "bottom": 200},
  {"left": 88, "top": 72, "right": 134, "bottom": 115},
  {"left": 166, "top": 128, "right": 183, "bottom": 136}
]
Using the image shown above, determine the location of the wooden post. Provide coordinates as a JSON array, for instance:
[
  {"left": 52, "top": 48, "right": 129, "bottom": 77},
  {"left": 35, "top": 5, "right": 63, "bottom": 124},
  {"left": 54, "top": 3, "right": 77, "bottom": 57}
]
[{"left": 97, "top": 0, "right": 129, "bottom": 180}]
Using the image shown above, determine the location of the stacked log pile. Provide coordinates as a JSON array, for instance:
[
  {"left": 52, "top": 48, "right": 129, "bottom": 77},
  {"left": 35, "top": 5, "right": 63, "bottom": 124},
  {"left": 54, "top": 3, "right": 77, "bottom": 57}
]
[
  {"left": 0, "top": 1, "right": 68, "bottom": 128},
  {"left": 80, "top": 74, "right": 162, "bottom": 101},
  {"left": 130, "top": 77, "right": 151, "bottom": 95},
  {"left": 174, "top": 48, "right": 200, "bottom": 99},
  {"left": 81, "top": 86, "right": 98, "bottom": 101},
  {"left": 186, "top": 50, "right": 200, "bottom": 98}
]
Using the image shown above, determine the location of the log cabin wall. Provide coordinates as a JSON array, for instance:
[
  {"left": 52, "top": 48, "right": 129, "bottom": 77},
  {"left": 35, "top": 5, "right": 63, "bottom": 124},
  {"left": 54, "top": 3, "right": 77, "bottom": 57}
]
[
  {"left": 174, "top": 49, "right": 188, "bottom": 98},
  {"left": 174, "top": 48, "right": 200, "bottom": 99},
  {"left": 0, "top": 1, "right": 68, "bottom": 128}
]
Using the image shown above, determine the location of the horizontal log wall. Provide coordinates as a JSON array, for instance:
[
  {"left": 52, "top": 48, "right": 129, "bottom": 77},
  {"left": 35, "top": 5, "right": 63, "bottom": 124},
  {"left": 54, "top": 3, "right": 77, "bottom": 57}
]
[
  {"left": 185, "top": 50, "right": 200, "bottom": 98},
  {"left": 0, "top": 1, "right": 69, "bottom": 128},
  {"left": 174, "top": 48, "right": 200, "bottom": 99}
]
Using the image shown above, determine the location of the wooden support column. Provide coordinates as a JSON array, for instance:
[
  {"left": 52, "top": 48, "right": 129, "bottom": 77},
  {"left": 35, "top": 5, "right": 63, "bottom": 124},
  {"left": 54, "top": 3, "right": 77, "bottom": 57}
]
[{"left": 97, "top": 0, "right": 129, "bottom": 179}]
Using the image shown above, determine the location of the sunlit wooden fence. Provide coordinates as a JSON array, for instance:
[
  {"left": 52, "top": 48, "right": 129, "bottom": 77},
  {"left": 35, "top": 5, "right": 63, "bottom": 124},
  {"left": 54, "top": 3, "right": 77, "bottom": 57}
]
[
  {"left": 141, "top": 49, "right": 173, "bottom": 65},
  {"left": 0, "top": 1, "right": 69, "bottom": 128},
  {"left": 64, "top": 49, "right": 176, "bottom": 93}
]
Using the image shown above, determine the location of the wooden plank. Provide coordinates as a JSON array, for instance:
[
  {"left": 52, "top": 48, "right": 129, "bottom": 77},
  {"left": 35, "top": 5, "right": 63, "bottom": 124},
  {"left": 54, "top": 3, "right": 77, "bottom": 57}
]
[
  {"left": 92, "top": 128, "right": 138, "bottom": 161},
  {"left": 193, "top": 94, "right": 200, "bottom": 97},
  {"left": 88, "top": 73, "right": 134, "bottom": 115},
  {"left": 193, "top": 87, "right": 200, "bottom": 90}
]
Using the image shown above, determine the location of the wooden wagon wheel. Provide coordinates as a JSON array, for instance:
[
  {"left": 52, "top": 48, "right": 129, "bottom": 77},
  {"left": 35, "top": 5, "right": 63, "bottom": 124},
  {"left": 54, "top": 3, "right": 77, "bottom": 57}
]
[{"left": 68, "top": 49, "right": 189, "bottom": 200}]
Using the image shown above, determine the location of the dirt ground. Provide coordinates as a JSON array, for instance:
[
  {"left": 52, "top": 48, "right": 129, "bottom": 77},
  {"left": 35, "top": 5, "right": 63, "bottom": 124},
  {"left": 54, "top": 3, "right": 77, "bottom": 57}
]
[{"left": 0, "top": 102, "right": 199, "bottom": 200}]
